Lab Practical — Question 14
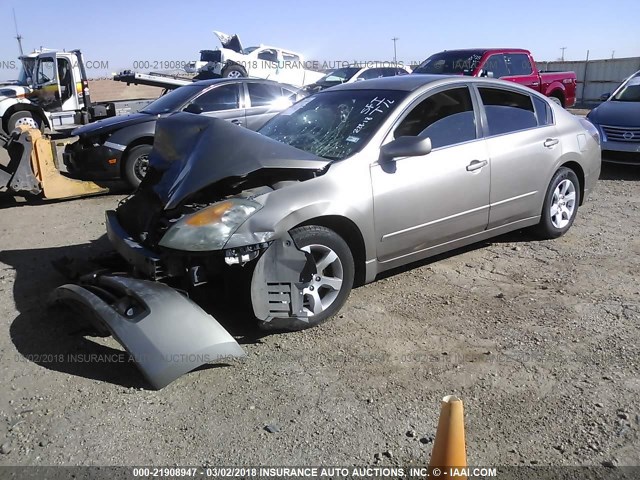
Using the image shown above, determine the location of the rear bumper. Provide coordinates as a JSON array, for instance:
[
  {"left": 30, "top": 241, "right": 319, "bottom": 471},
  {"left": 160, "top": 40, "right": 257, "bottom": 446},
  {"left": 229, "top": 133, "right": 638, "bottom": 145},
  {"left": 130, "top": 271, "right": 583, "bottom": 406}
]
[
  {"left": 64, "top": 141, "right": 123, "bottom": 180},
  {"left": 49, "top": 274, "right": 245, "bottom": 389}
]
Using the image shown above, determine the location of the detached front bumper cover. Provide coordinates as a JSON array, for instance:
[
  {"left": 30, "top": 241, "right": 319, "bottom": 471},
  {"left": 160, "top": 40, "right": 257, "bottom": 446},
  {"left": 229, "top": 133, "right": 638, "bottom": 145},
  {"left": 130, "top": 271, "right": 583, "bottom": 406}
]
[{"left": 49, "top": 274, "right": 245, "bottom": 389}]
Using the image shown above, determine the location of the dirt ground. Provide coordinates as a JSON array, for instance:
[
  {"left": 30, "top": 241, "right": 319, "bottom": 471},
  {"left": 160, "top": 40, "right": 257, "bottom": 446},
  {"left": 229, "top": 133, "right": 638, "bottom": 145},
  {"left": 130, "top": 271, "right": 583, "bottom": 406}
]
[{"left": 0, "top": 149, "right": 638, "bottom": 468}]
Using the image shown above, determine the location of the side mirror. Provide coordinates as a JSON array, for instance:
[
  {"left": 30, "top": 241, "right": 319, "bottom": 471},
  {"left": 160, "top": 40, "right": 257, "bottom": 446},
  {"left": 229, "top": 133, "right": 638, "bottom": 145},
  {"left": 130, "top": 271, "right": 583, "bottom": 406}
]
[
  {"left": 479, "top": 69, "right": 494, "bottom": 78},
  {"left": 599, "top": 93, "right": 611, "bottom": 101},
  {"left": 380, "top": 136, "right": 432, "bottom": 160},
  {"left": 184, "top": 103, "right": 203, "bottom": 114}
]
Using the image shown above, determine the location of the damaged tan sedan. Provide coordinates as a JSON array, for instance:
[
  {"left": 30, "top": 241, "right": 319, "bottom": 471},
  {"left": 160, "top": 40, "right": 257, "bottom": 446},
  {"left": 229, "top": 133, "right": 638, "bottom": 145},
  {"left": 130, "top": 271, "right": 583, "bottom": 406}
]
[{"left": 52, "top": 75, "right": 601, "bottom": 388}]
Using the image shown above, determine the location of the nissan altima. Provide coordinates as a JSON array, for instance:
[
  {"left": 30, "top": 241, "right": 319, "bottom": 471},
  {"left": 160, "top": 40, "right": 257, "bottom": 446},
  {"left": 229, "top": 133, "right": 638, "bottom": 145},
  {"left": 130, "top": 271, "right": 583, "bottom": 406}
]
[
  {"left": 53, "top": 75, "right": 601, "bottom": 387},
  {"left": 587, "top": 70, "right": 640, "bottom": 164}
]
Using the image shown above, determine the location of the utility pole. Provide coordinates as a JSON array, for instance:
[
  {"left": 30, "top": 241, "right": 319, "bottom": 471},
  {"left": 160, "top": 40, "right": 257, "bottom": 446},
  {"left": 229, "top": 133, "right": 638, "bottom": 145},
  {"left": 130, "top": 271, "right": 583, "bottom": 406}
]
[
  {"left": 611, "top": 50, "right": 615, "bottom": 59},
  {"left": 13, "top": 9, "right": 24, "bottom": 56},
  {"left": 392, "top": 37, "right": 399, "bottom": 68},
  {"left": 560, "top": 47, "right": 567, "bottom": 62}
]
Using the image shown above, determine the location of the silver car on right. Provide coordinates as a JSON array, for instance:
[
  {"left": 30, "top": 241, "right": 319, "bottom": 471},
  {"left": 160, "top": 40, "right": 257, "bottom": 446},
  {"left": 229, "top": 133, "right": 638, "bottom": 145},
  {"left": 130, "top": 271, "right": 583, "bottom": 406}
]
[{"left": 587, "top": 70, "right": 640, "bottom": 164}]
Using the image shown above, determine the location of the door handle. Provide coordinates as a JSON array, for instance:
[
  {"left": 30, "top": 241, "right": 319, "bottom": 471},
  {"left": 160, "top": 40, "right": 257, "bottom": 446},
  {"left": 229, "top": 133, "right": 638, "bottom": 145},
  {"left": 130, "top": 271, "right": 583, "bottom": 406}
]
[
  {"left": 466, "top": 159, "right": 488, "bottom": 172},
  {"left": 531, "top": 82, "right": 540, "bottom": 86},
  {"left": 231, "top": 119, "right": 243, "bottom": 126},
  {"left": 544, "top": 138, "right": 559, "bottom": 148}
]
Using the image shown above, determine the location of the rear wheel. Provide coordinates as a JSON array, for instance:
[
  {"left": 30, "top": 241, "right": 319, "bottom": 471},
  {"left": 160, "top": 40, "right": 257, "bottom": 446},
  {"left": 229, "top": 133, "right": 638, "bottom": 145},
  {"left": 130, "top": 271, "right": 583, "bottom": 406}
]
[
  {"left": 549, "top": 95, "right": 563, "bottom": 107},
  {"left": 222, "top": 65, "right": 247, "bottom": 79},
  {"left": 123, "top": 144, "right": 152, "bottom": 189},
  {"left": 273, "top": 226, "right": 355, "bottom": 330},
  {"left": 532, "top": 167, "right": 580, "bottom": 239},
  {"left": 7, "top": 111, "right": 42, "bottom": 132}
]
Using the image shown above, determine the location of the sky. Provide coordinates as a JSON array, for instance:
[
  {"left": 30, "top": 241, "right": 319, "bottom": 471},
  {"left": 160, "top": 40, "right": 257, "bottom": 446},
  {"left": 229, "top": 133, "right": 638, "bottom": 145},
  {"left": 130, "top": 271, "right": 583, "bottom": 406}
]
[{"left": 1, "top": 0, "right": 639, "bottom": 79}]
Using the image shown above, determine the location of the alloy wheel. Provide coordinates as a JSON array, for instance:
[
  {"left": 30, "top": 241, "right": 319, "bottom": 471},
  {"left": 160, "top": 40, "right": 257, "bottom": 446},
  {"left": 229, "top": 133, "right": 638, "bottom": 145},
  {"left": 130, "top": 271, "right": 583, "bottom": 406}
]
[
  {"left": 550, "top": 179, "right": 576, "bottom": 229},
  {"left": 300, "top": 244, "right": 344, "bottom": 316},
  {"left": 133, "top": 154, "right": 149, "bottom": 181}
]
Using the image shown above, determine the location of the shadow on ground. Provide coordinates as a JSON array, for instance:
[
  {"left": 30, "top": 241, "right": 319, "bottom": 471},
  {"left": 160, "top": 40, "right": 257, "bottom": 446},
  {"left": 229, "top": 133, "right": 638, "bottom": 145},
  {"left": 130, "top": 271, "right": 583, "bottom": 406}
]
[
  {"left": 0, "top": 236, "right": 267, "bottom": 389},
  {"left": 0, "top": 181, "right": 131, "bottom": 211}
]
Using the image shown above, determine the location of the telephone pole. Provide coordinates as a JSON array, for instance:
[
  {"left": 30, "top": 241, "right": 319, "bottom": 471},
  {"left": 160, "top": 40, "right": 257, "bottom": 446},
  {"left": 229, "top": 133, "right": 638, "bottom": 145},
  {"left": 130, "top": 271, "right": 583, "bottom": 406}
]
[
  {"left": 560, "top": 47, "right": 567, "bottom": 61},
  {"left": 392, "top": 37, "right": 399, "bottom": 67},
  {"left": 13, "top": 9, "right": 24, "bottom": 56}
]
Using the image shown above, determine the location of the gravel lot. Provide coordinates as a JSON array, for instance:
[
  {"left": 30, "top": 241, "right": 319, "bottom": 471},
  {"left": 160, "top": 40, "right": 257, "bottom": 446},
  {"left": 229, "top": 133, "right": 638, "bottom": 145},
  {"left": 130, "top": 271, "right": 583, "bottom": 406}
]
[{"left": 0, "top": 149, "right": 638, "bottom": 467}]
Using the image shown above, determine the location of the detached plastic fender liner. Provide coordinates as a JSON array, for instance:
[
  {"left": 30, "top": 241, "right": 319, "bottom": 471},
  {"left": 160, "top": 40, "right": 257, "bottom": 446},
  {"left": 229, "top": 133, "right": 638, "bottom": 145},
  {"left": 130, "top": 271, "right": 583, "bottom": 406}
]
[
  {"left": 250, "top": 233, "right": 310, "bottom": 326},
  {"left": 49, "top": 275, "right": 245, "bottom": 389}
]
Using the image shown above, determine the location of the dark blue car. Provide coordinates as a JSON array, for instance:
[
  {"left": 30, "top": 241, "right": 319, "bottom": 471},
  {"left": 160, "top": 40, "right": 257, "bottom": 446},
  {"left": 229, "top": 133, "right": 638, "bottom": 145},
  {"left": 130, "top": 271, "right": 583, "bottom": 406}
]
[{"left": 587, "top": 71, "right": 640, "bottom": 165}]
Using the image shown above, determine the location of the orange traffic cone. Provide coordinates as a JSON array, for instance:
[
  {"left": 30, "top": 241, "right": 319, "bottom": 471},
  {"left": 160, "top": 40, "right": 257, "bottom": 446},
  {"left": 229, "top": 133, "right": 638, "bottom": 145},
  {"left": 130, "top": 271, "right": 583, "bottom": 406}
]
[{"left": 428, "top": 395, "right": 467, "bottom": 479}]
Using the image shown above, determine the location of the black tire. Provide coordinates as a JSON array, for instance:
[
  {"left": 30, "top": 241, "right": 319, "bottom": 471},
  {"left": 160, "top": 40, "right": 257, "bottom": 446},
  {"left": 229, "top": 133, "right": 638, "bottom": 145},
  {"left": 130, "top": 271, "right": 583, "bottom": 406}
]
[
  {"left": 268, "top": 225, "right": 355, "bottom": 331},
  {"left": 222, "top": 64, "right": 247, "bottom": 79},
  {"left": 7, "top": 111, "right": 42, "bottom": 133},
  {"left": 532, "top": 167, "right": 581, "bottom": 239},
  {"left": 123, "top": 144, "right": 153, "bottom": 189},
  {"left": 549, "top": 95, "right": 564, "bottom": 108}
]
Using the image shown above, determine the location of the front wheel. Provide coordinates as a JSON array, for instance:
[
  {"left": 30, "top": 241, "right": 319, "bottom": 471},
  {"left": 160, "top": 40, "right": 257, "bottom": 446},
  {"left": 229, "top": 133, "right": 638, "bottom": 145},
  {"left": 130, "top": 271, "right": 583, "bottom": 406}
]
[
  {"left": 273, "top": 225, "right": 355, "bottom": 330},
  {"left": 123, "top": 144, "right": 153, "bottom": 189},
  {"left": 7, "top": 111, "right": 42, "bottom": 133},
  {"left": 532, "top": 167, "right": 580, "bottom": 239}
]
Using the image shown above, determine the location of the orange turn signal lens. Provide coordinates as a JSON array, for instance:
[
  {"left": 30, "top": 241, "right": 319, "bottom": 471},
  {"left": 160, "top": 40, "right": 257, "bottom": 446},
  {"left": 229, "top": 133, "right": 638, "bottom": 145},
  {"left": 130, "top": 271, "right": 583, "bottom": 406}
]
[
  {"left": 107, "top": 158, "right": 117, "bottom": 165},
  {"left": 185, "top": 201, "right": 234, "bottom": 227}
]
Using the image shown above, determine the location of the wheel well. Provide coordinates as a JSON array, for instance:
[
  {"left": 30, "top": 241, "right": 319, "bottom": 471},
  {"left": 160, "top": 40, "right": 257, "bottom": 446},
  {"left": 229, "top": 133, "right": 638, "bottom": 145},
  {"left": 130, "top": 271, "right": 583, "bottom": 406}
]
[
  {"left": 120, "top": 137, "right": 153, "bottom": 173},
  {"left": 550, "top": 90, "right": 565, "bottom": 107},
  {"left": 3, "top": 105, "right": 48, "bottom": 132},
  {"left": 223, "top": 61, "right": 247, "bottom": 74},
  {"left": 560, "top": 161, "right": 585, "bottom": 205},
  {"left": 296, "top": 215, "right": 366, "bottom": 287}
]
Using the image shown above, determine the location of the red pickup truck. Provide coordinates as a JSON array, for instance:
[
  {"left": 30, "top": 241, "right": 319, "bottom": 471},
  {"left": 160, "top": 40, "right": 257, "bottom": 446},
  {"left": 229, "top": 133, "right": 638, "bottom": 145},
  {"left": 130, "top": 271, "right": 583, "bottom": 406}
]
[{"left": 413, "top": 49, "right": 577, "bottom": 107}]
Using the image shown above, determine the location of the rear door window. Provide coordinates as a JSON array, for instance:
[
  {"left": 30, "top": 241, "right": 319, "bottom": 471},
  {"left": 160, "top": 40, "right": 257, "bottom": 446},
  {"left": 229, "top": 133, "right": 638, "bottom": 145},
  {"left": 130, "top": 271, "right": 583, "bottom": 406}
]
[
  {"left": 533, "top": 96, "right": 553, "bottom": 126},
  {"left": 478, "top": 87, "right": 538, "bottom": 135},
  {"left": 192, "top": 84, "right": 240, "bottom": 112},
  {"left": 248, "top": 82, "right": 287, "bottom": 107}
]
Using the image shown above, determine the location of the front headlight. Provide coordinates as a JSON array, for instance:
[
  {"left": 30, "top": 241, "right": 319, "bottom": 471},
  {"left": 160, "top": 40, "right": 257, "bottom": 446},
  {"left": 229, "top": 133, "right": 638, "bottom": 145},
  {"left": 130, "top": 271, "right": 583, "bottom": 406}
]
[{"left": 159, "top": 198, "right": 261, "bottom": 252}]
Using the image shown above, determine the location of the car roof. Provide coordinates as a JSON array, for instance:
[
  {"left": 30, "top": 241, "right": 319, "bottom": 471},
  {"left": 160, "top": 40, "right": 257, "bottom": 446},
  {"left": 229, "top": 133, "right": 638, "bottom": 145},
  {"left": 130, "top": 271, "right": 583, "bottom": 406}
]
[
  {"left": 439, "top": 48, "right": 530, "bottom": 54},
  {"left": 323, "top": 74, "right": 550, "bottom": 98},
  {"left": 190, "top": 77, "right": 294, "bottom": 88},
  {"left": 326, "top": 74, "right": 458, "bottom": 92}
]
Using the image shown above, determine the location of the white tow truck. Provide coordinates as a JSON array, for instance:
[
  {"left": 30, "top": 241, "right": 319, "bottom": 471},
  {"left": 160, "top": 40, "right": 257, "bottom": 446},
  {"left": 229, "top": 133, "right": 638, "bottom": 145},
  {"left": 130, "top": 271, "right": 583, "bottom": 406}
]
[{"left": 0, "top": 50, "right": 193, "bottom": 134}]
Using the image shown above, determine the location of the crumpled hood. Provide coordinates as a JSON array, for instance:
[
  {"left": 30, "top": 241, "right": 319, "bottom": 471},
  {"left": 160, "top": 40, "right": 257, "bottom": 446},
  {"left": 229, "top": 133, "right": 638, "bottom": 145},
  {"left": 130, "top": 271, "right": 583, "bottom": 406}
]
[
  {"left": 72, "top": 112, "right": 154, "bottom": 137},
  {"left": 588, "top": 101, "right": 640, "bottom": 127},
  {"left": 148, "top": 113, "right": 331, "bottom": 210},
  {"left": 213, "top": 31, "right": 243, "bottom": 53}
]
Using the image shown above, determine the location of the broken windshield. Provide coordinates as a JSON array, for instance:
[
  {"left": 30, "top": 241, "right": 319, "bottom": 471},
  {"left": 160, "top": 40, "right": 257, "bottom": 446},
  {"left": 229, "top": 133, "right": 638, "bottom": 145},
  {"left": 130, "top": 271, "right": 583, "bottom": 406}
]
[
  {"left": 258, "top": 89, "right": 406, "bottom": 161},
  {"left": 413, "top": 50, "right": 486, "bottom": 75}
]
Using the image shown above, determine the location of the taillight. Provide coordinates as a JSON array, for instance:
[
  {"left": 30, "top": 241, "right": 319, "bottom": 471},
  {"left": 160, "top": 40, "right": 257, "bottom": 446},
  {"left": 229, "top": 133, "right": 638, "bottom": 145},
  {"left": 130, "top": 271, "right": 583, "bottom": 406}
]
[{"left": 579, "top": 118, "right": 600, "bottom": 145}]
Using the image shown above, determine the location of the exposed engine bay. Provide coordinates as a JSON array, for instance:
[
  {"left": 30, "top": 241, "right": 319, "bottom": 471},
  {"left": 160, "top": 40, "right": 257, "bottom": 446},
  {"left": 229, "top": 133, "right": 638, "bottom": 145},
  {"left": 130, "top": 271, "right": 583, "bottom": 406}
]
[{"left": 51, "top": 114, "right": 334, "bottom": 388}]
